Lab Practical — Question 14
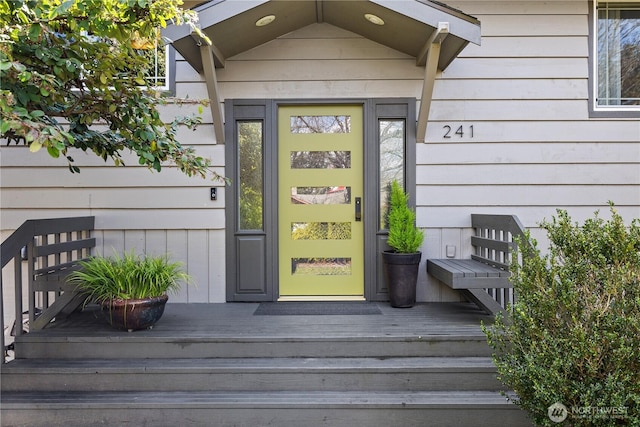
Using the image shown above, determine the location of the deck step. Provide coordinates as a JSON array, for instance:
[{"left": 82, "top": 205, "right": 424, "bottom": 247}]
[
  {"left": 1, "top": 357, "right": 502, "bottom": 392},
  {"left": 1, "top": 390, "right": 532, "bottom": 427},
  {"left": 1, "top": 304, "right": 532, "bottom": 426},
  {"left": 13, "top": 335, "right": 493, "bottom": 359}
]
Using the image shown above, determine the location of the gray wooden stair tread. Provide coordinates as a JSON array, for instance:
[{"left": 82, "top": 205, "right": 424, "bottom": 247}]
[
  {"left": 1, "top": 390, "right": 517, "bottom": 408},
  {"left": 3, "top": 357, "right": 497, "bottom": 373}
]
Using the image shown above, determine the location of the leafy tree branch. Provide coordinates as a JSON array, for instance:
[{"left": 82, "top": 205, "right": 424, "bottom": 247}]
[{"left": 0, "top": 0, "right": 220, "bottom": 179}]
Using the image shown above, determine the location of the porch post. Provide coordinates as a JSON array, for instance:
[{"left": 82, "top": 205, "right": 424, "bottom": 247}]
[
  {"left": 196, "top": 36, "right": 225, "bottom": 144},
  {"left": 416, "top": 22, "right": 449, "bottom": 143}
]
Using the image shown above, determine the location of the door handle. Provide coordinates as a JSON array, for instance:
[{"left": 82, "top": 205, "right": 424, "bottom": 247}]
[{"left": 355, "top": 197, "right": 362, "bottom": 221}]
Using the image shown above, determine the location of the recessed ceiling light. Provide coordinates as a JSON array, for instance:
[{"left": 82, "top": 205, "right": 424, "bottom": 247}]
[
  {"left": 255, "top": 15, "right": 276, "bottom": 27},
  {"left": 364, "top": 13, "right": 384, "bottom": 26}
]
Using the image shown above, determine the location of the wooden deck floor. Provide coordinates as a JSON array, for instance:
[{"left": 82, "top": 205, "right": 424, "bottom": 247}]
[{"left": 31, "top": 302, "right": 494, "bottom": 340}]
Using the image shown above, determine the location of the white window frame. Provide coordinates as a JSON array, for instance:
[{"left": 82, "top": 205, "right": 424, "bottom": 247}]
[
  {"left": 592, "top": 0, "right": 640, "bottom": 114},
  {"left": 143, "top": 44, "right": 173, "bottom": 93},
  {"left": 79, "top": 32, "right": 175, "bottom": 94}
]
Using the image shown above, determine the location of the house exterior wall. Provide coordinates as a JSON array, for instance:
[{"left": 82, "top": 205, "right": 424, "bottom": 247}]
[{"left": 1, "top": 1, "right": 638, "bottom": 304}]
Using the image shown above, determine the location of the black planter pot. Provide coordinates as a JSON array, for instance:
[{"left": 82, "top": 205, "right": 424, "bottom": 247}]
[
  {"left": 102, "top": 294, "right": 169, "bottom": 332},
  {"left": 382, "top": 251, "right": 422, "bottom": 308}
]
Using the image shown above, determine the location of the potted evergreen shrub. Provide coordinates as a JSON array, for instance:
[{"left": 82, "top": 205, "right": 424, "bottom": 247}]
[
  {"left": 382, "top": 180, "right": 425, "bottom": 308},
  {"left": 67, "top": 251, "right": 191, "bottom": 331}
]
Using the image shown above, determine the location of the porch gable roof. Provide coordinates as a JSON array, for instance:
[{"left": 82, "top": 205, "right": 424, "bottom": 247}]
[
  {"left": 165, "top": 0, "right": 481, "bottom": 73},
  {"left": 164, "top": 0, "right": 481, "bottom": 143}
]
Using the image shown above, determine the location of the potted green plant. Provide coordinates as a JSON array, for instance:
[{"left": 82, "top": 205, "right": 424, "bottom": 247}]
[
  {"left": 382, "top": 180, "right": 424, "bottom": 308},
  {"left": 67, "top": 251, "right": 191, "bottom": 331}
]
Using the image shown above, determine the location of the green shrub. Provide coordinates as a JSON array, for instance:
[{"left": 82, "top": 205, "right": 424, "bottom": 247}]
[
  {"left": 484, "top": 205, "right": 640, "bottom": 426},
  {"left": 68, "top": 251, "right": 191, "bottom": 303},
  {"left": 386, "top": 180, "right": 424, "bottom": 254}
]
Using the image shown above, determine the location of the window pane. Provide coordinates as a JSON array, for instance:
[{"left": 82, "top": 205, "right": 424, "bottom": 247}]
[
  {"left": 291, "top": 115, "right": 351, "bottom": 133},
  {"left": 597, "top": 5, "right": 640, "bottom": 106},
  {"left": 238, "top": 122, "right": 263, "bottom": 230},
  {"left": 379, "top": 120, "right": 405, "bottom": 229},
  {"left": 291, "top": 258, "right": 352, "bottom": 275},
  {"left": 143, "top": 45, "right": 168, "bottom": 89},
  {"left": 290, "top": 151, "right": 351, "bottom": 169},
  {"left": 291, "top": 222, "right": 352, "bottom": 240},
  {"left": 291, "top": 187, "right": 351, "bottom": 204},
  {"left": 130, "top": 29, "right": 169, "bottom": 89}
]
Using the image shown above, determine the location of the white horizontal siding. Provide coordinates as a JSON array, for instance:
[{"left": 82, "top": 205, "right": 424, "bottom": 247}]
[
  {"left": 418, "top": 206, "right": 640, "bottom": 231},
  {"left": 419, "top": 163, "right": 640, "bottom": 185},
  {"left": 420, "top": 0, "right": 639, "bottom": 237},
  {"left": 461, "top": 37, "right": 588, "bottom": 58},
  {"left": 477, "top": 14, "right": 587, "bottom": 37},
  {"left": 0, "top": 187, "right": 223, "bottom": 209},
  {"left": 0, "top": 210, "right": 225, "bottom": 231},
  {"left": 0, "top": 144, "right": 223, "bottom": 167},
  {"left": 418, "top": 185, "right": 638, "bottom": 208},
  {"left": 451, "top": 1, "right": 588, "bottom": 15},
  {"left": 443, "top": 57, "right": 588, "bottom": 79},
  {"left": 217, "top": 58, "right": 423, "bottom": 82},
  {"left": 430, "top": 99, "right": 588, "bottom": 120}
]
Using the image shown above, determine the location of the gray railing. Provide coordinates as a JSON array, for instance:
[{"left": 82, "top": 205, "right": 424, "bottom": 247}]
[
  {"left": 1, "top": 217, "right": 95, "bottom": 363},
  {"left": 471, "top": 214, "right": 529, "bottom": 311}
]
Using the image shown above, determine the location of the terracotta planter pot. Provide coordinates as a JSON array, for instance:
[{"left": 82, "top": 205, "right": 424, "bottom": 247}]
[
  {"left": 382, "top": 251, "right": 422, "bottom": 308},
  {"left": 102, "top": 295, "right": 168, "bottom": 332}
]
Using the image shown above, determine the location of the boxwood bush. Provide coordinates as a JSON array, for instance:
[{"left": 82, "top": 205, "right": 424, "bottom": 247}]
[{"left": 484, "top": 205, "right": 639, "bottom": 426}]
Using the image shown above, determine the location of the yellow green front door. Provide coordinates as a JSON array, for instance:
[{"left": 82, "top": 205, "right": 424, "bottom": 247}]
[{"left": 278, "top": 105, "right": 364, "bottom": 298}]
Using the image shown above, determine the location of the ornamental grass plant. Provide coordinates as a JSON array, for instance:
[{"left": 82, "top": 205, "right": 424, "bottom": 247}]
[
  {"left": 483, "top": 205, "right": 640, "bottom": 426},
  {"left": 68, "top": 251, "right": 191, "bottom": 304}
]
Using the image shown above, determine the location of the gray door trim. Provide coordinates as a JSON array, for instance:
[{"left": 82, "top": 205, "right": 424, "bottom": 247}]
[{"left": 225, "top": 98, "right": 416, "bottom": 302}]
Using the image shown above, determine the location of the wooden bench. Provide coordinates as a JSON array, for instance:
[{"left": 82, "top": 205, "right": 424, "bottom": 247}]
[{"left": 426, "top": 214, "right": 526, "bottom": 315}]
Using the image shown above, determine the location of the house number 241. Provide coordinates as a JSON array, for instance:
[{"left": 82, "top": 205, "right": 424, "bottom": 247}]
[{"left": 443, "top": 125, "right": 474, "bottom": 139}]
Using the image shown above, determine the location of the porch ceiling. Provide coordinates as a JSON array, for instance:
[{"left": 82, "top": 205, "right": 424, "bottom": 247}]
[{"left": 165, "top": 0, "right": 481, "bottom": 73}]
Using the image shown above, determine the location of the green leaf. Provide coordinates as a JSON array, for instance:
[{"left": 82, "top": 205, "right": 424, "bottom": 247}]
[
  {"left": 30, "top": 110, "right": 45, "bottom": 118},
  {"left": 47, "top": 146, "right": 60, "bottom": 158},
  {"left": 100, "top": 73, "right": 108, "bottom": 84},
  {"left": 0, "top": 119, "right": 11, "bottom": 134},
  {"left": 16, "top": 9, "right": 28, "bottom": 24},
  {"left": 28, "top": 24, "right": 42, "bottom": 41},
  {"left": 16, "top": 91, "right": 29, "bottom": 106},
  {"left": 29, "top": 141, "right": 43, "bottom": 152},
  {"left": 0, "top": 61, "right": 12, "bottom": 71},
  {"left": 55, "top": 0, "right": 75, "bottom": 15},
  {"left": 18, "top": 73, "right": 32, "bottom": 86}
]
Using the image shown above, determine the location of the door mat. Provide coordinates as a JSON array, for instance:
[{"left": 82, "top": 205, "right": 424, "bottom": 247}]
[{"left": 254, "top": 302, "right": 382, "bottom": 316}]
